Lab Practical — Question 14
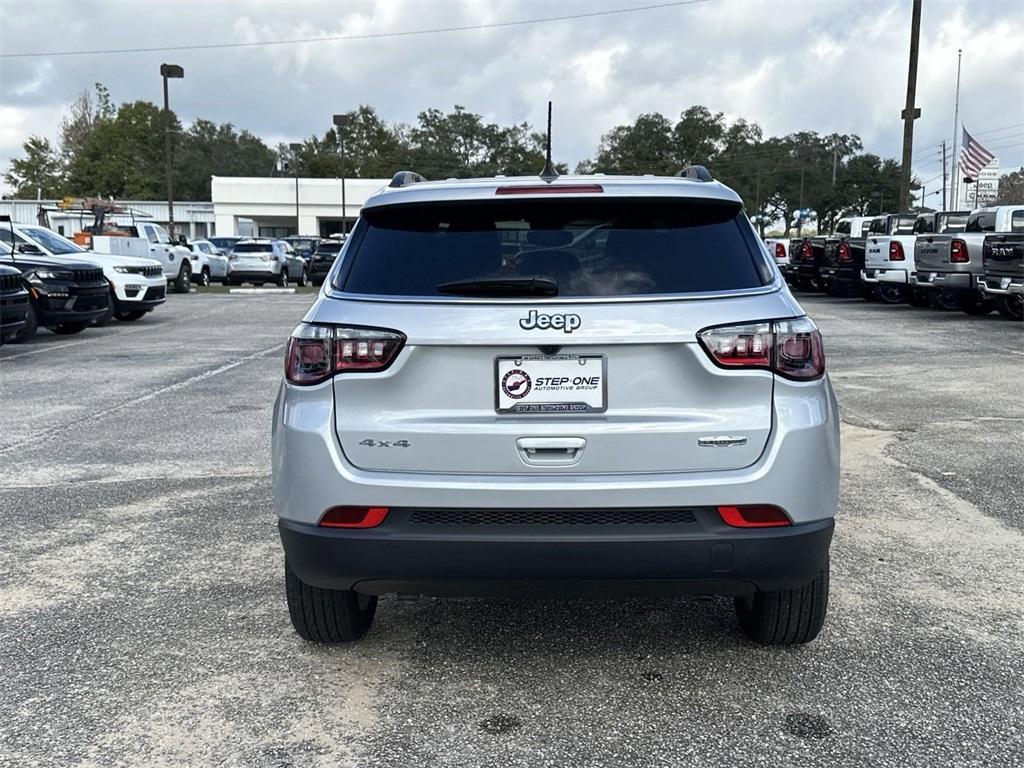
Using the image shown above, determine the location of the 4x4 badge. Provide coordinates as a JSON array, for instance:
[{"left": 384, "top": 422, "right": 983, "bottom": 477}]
[{"left": 519, "top": 309, "right": 581, "bottom": 333}]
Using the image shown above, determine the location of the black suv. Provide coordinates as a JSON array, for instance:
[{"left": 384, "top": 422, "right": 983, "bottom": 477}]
[
  {"left": 0, "top": 264, "right": 31, "bottom": 344},
  {"left": 1, "top": 249, "right": 110, "bottom": 341},
  {"left": 309, "top": 239, "right": 344, "bottom": 285}
]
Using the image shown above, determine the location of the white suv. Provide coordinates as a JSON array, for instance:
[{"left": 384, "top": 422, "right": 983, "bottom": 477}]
[
  {"left": 273, "top": 169, "right": 840, "bottom": 646},
  {"left": 3, "top": 224, "right": 167, "bottom": 323}
]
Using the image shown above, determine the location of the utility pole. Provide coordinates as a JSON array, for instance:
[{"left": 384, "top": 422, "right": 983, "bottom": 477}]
[
  {"left": 941, "top": 141, "right": 947, "bottom": 210},
  {"left": 832, "top": 142, "right": 838, "bottom": 187},
  {"left": 951, "top": 49, "right": 963, "bottom": 208},
  {"left": 160, "top": 64, "right": 184, "bottom": 238},
  {"left": 899, "top": 0, "right": 922, "bottom": 212}
]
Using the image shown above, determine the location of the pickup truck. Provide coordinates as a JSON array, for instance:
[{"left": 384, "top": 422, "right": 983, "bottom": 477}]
[
  {"left": 819, "top": 216, "right": 876, "bottom": 298},
  {"left": 979, "top": 222, "right": 1024, "bottom": 321},
  {"left": 90, "top": 220, "right": 205, "bottom": 292},
  {"left": 8, "top": 223, "right": 167, "bottom": 324},
  {"left": 764, "top": 237, "right": 795, "bottom": 284},
  {"left": 788, "top": 235, "right": 828, "bottom": 291},
  {"left": 0, "top": 243, "right": 110, "bottom": 340},
  {"left": 912, "top": 205, "right": 1024, "bottom": 315},
  {"left": 861, "top": 212, "right": 960, "bottom": 305}
]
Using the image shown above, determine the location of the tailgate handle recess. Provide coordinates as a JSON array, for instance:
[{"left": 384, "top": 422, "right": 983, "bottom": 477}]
[{"left": 516, "top": 437, "right": 585, "bottom": 466}]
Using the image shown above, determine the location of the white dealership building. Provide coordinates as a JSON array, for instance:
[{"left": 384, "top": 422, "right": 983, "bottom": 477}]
[{"left": 0, "top": 175, "right": 391, "bottom": 240}]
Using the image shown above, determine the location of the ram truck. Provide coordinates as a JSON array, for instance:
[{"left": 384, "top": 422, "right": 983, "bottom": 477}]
[
  {"left": 820, "top": 216, "right": 891, "bottom": 298},
  {"left": 860, "top": 213, "right": 936, "bottom": 304},
  {"left": 913, "top": 205, "right": 1024, "bottom": 315},
  {"left": 979, "top": 222, "right": 1024, "bottom": 321},
  {"left": 764, "top": 238, "right": 795, "bottom": 283},
  {"left": 788, "top": 235, "right": 827, "bottom": 291}
]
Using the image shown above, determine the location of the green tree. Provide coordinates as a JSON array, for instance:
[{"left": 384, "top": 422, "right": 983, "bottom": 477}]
[
  {"left": 3, "top": 136, "right": 65, "bottom": 198},
  {"left": 995, "top": 168, "right": 1024, "bottom": 204},
  {"left": 298, "top": 105, "right": 409, "bottom": 179},
  {"left": 59, "top": 83, "right": 115, "bottom": 165},
  {"left": 175, "top": 120, "right": 277, "bottom": 200},
  {"left": 65, "top": 100, "right": 170, "bottom": 198},
  {"left": 590, "top": 112, "right": 676, "bottom": 174}
]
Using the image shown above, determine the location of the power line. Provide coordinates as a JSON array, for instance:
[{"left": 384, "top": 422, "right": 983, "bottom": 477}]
[{"left": 0, "top": 0, "right": 712, "bottom": 59}]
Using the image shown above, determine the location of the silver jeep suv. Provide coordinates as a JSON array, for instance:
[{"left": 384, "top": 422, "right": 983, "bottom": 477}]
[{"left": 273, "top": 169, "right": 840, "bottom": 646}]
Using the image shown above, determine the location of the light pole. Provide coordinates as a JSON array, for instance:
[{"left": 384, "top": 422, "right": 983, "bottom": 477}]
[
  {"left": 160, "top": 64, "right": 184, "bottom": 238},
  {"left": 332, "top": 114, "right": 351, "bottom": 236},
  {"left": 289, "top": 142, "right": 303, "bottom": 235}
]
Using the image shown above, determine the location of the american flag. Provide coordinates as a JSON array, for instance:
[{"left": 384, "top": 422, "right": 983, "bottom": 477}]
[{"left": 958, "top": 127, "right": 995, "bottom": 178}]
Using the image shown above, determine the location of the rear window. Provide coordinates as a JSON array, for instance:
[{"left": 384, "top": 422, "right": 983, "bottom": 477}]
[
  {"left": 966, "top": 212, "right": 996, "bottom": 233},
  {"left": 1012, "top": 210, "right": 1024, "bottom": 233},
  {"left": 315, "top": 242, "right": 343, "bottom": 255},
  {"left": 336, "top": 198, "right": 771, "bottom": 297},
  {"left": 233, "top": 242, "right": 273, "bottom": 253}
]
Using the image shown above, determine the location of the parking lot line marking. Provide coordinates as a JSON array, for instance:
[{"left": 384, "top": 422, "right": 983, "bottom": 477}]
[
  {"left": 0, "top": 341, "right": 285, "bottom": 456},
  {"left": 0, "top": 339, "right": 91, "bottom": 360}
]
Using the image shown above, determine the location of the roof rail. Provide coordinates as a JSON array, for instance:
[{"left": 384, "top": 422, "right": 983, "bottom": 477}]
[
  {"left": 676, "top": 165, "right": 713, "bottom": 182},
  {"left": 389, "top": 171, "right": 428, "bottom": 188}
]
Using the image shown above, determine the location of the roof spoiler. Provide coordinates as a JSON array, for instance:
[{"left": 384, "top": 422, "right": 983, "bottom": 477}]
[
  {"left": 676, "top": 165, "right": 713, "bottom": 182},
  {"left": 389, "top": 171, "right": 428, "bottom": 188}
]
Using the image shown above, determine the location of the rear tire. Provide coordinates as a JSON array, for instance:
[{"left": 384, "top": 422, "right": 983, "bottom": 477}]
[
  {"left": 876, "top": 284, "right": 905, "bottom": 304},
  {"left": 996, "top": 295, "right": 1023, "bottom": 321},
  {"left": 285, "top": 561, "right": 377, "bottom": 643},
  {"left": 197, "top": 267, "right": 210, "bottom": 287},
  {"left": 11, "top": 302, "right": 39, "bottom": 344},
  {"left": 275, "top": 270, "right": 288, "bottom": 288},
  {"left": 930, "top": 289, "right": 961, "bottom": 311},
  {"left": 735, "top": 563, "right": 829, "bottom": 646},
  {"left": 297, "top": 268, "right": 309, "bottom": 287}
]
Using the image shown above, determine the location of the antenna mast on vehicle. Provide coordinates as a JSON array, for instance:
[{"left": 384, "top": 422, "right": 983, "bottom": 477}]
[{"left": 539, "top": 101, "right": 559, "bottom": 183}]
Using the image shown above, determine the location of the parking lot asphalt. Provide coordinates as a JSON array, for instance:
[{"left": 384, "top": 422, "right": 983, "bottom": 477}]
[{"left": 0, "top": 291, "right": 1021, "bottom": 768}]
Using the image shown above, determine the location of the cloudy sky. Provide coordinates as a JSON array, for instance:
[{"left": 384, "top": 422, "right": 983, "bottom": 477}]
[{"left": 1, "top": 0, "right": 1021, "bottom": 200}]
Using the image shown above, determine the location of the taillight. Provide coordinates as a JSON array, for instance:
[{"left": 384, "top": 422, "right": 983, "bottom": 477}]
[
  {"left": 716, "top": 505, "right": 791, "bottom": 528},
  {"left": 888, "top": 241, "right": 905, "bottom": 261},
  {"left": 838, "top": 242, "right": 852, "bottom": 262},
  {"left": 319, "top": 506, "right": 390, "bottom": 528},
  {"left": 800, "top": 241, "right": 812, "bottom": 260},
  {"left": 950, "top": 238, "right": 968, "bottom": 263},
  {"left": 697, "top": 317, "right": 825, "bottom": 380},
  {"left": 285, "top": 324, "right": 405, "bottom": 385},
  {"left": 774, "top": 243, "right": 787, "bottom": 261},
  {"left": 495, "top": 184, "right": 603, "bottom": 195}
]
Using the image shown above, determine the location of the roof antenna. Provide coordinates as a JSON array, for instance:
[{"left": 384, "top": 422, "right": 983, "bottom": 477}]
[{"left": 539, "top": 101, "right": 559, "bottom": 183}]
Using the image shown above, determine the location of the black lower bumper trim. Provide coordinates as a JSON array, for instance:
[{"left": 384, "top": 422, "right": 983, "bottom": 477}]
[{"left": 279, "top": 510, "right": 834, "bottom": 597}]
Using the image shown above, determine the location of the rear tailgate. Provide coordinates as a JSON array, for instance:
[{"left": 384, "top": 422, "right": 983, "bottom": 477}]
[
  {"left": 983, "top": 234, "right": 1024, "bottom": 278},
  {"left": 914, "top": 234, "right": 953, "bottom": 272},
  {"left": 326, "top": 296, "right": 790, "bottom": 475}
]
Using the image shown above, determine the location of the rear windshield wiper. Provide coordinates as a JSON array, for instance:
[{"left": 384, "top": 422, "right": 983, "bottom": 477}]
[{"left": 437, "top": 275, "right": 558, "bottom": 297}]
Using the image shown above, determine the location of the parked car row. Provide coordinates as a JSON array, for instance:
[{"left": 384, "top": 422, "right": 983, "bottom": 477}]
[
  {"left": 0, "top": 219, "right": 169, "bottom": 344},
  {"left": 183, "top": 234, "right": 348, "bottom": 288},
  {"left": 766, "top": 204, "right": 1024, "bottom": 320}
]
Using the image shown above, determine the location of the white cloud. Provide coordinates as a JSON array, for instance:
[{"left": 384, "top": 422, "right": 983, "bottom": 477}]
[{"left": 0, "top": 0, "right": 1021, "bottom": 190}]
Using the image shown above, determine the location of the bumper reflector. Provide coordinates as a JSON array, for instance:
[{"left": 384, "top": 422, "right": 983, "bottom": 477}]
[
  {"left": 319, "top": 506, "right": 390, "bottom": 528},
  {"left": 716, "top": 505, "right": 791, "bottom": 528}
]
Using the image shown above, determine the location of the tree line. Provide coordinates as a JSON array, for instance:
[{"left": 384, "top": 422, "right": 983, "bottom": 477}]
[{"left": 5, "top": 85, "right": 1021, "bottom": 235}]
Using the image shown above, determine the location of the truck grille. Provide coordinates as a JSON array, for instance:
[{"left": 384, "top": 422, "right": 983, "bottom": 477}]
[
  {"left": 408, "top": 508, "right": 698, "bottom": 526},
  {"left": 143, "top": 265, "right": 163, "bottom": 277},
  {"left": 73, "top": 268, "right": 105, "bottom": 285},
  {"left": 0, "top": 273, "right": 22, "bottom": 293}
]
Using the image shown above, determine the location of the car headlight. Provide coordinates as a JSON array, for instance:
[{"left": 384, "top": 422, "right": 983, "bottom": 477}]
[
  {"left": 113, "top": 266, "right": 133, "bottom": 274},
  {"left": 34, "top": 269, "right": 64, "bottom": 280}
]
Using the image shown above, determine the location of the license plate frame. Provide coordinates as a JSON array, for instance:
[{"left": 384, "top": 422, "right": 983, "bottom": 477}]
[{"left": 494, "top": 354, "right": 607, "bottom": 414}]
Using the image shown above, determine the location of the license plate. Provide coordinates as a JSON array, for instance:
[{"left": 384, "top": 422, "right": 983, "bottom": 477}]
[{"left": 495, "top": 355, "right": 606, "bottom": 414}]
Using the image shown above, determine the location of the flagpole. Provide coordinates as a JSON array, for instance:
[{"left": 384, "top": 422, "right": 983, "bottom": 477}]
[{"left": 951, "top": 48, "right": 962, "bottom": 208}]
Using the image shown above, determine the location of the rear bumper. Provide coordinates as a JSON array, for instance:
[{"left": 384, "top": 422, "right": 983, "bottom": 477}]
[
  {"left": 820, "top": 266, "right": 859, "bottom": 285},
  {"left": 861, "top": 267, "right": 908, "bottom": 285},
  {"left": 978, "top": 274, "right": 1024, "bottom": 296},
  {"left": 910, "top": 271, "right": 974, "bottom": 290},
  {"left": 229, "top": 269, "right": 279, "bottom": 281},
  {"left": 280, "top": 512, "right": 834, "bottom": 596},
  {"left": 272, "top": 374, "right": 841, "bottom": 527}
]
